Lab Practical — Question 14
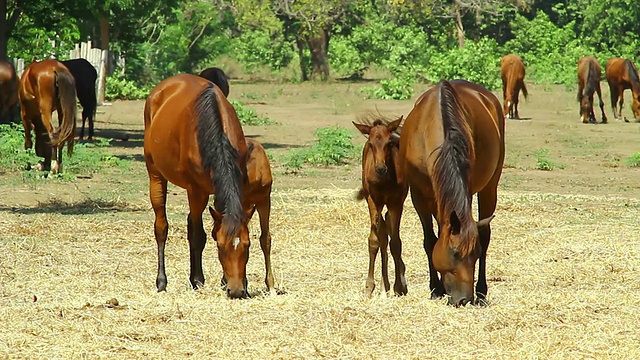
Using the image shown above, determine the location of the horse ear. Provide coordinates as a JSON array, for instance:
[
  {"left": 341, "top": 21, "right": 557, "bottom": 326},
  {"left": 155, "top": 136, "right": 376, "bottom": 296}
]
[
  {"left": 477, "top": 215, "right": 495, "bottom": 230},
  {"left": 352, "top": 121, "right": 371, "bottom": 135},
  {"left": 209, "top": 206, "right": 223, "bottom": 222},
  {"left": 388, "top": 116, "right": 403, "bottom": 132},
  {"left": 449, "top": 211, "right": 461, "bottom": 235}
]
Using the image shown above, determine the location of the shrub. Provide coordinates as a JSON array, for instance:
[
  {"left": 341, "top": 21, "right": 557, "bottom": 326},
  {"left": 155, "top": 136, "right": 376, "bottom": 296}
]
[
  {"left": 105, "top": 73, "right": 150, "bottom": 101},
  {"left": 360, "top": 76, "right": 414, "bottom": 100},
  {"left": 284, "top": 126, "right": 356, "bottom": 171},
  {"left": 625, "top": 152, "right": 640, "bottom": 167},
  {"left": 230, "top": 100, "right": 277, "bottom": 126}
]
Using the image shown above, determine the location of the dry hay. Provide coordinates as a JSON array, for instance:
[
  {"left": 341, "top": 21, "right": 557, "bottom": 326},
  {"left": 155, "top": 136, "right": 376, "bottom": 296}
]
[{"left": 0, "top": 188, "right": 639, "bottom": 359}]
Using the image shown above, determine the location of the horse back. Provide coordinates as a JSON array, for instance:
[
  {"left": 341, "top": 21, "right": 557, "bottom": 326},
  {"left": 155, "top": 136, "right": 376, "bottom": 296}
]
[
  {"left": 19, "top": 59, "right": 69, "bottom": 113},
  {"left": 0, "top": 61, "right": 18, "bottom": 107}
]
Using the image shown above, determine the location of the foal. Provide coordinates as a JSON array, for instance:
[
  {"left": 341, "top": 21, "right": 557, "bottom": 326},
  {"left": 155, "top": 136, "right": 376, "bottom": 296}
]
[{"left": 353, "top": 116, "right": 408, "bottom": 297}]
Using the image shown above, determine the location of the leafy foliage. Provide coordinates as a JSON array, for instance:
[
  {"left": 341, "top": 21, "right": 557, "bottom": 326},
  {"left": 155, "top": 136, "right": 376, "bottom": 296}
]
[
  {"left": 230, "top": 100, "right": 277, "bottom": 126},
  {"left": 360, "top": 77, "right": 414, "bottom": 100},
  {"left": 625, "top": 152, "right": 640, "bottom": 168},
  {"left": 105, "top": 73, "right": 150, "bottom": 101},
  {"left": 284, "top": 126, "right": 355, "bottom": 171},
  {"left": 533, "top": 148, "right": 564, "bottom": 171}
]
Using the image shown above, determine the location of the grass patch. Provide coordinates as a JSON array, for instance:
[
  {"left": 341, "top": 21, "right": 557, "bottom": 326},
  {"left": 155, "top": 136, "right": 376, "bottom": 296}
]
[
  {"left": 625, "top": 152, "right": 640, "bottom": 167},
  {"left": 230, "top": 100, "right": 278, "bottom": 126},
  {"left": 533, "top": 148, "right": 564, "bottom": 171},
  {"left": 283, "top": 126, "right": 356, "bottom": 173}
]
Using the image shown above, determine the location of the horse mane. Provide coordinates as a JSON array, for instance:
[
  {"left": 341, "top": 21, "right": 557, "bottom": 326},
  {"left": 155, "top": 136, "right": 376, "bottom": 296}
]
[
  {"left": 194, "top": 85, "right": 245, "bottom": 236},
  {"left": 434, "top": 80, "right": 476, "bottom": 257},
  {"left": 625, "top": 59, "right": 640, "bottom": 92}
]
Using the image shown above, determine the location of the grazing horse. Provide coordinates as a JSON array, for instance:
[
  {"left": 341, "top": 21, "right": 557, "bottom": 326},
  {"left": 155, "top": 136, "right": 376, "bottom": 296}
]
[
  {"left": 198, "top": 67, "right": 230, "bottom": 98},
  {"left": 605, "top": 57, "right": 640, "bottom": 121},
  {"left": 62, "top": 58, "right": 97, "bottom": 140},
  {"left": 144, "top": 74, "right": 251, "bottom": 298},
  {"left": 577, "top": 56, "right": 607, "bottom": 124},
  {"left": 243, "top": 137, "right": 275, "bottom": 292},
  {"left": 0, "top": 60, "right": 19, "bottom": 124},
  {"left": 353, "top": 116, "right": 408, "bottom": 297},
  {"left": 18, "top": 59, "right": 77, "bottom": 174},
  {"left": 500, "top": 54, "right": 528, "bottom": 119},
  {"left": 398, "top": 79, "right": 504, "bottom": 306}
]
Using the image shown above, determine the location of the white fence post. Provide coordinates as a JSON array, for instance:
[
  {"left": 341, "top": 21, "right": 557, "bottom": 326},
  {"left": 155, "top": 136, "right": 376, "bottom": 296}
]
[{"left": 97, "top": 49, "right": 108, "bottom": 104}]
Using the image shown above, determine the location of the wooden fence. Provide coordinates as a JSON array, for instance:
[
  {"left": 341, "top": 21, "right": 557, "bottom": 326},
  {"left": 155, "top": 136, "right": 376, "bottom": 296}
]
[{"left": 12, "top": 41, "right": 121, "bottom": 103}]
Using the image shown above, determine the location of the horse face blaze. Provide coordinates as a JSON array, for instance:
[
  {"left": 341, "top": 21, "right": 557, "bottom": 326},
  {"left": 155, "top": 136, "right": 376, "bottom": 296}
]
[{"left": 210, "top": 209, "right": 250, "bottom": 299}]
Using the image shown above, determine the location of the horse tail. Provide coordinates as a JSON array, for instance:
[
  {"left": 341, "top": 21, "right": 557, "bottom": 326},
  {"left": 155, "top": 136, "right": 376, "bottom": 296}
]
[
  {"left": 355, "top": 187, "right": 368, "bottom": 201},
  {"left": 434, "top": 80, "right": 475, "bottom": 256},
  {"left": 521, "top": 78, "right": 528, "bottom": 99},
  {"left": 585, "top": 59, "right": 598, "bottom": 98},
  {"left": 53, "top": 69, "right": 77, "bottom": 156},
  {"left": 194, "top": 85, "right": 245, "bottom": 234},
  {"left": 625, "top": 59, "right": 640, "bottom": 89}
]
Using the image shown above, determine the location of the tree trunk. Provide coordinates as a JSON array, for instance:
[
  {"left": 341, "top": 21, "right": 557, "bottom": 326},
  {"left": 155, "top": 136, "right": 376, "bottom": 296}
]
[
  {"left": 0, "top": 0, "right": 7, "bottom": 61},
  {"left": 307, "top": 28, "right": 330, "bottom": 81},
  {"left": 99, "top": 16, "right": 111, "bottom": 73},
  {"left": 454, "top": 3, "right": 465, "bottom": 49},
  {"left": 295, "top": 36, "right": 309, "bottom": 81}
]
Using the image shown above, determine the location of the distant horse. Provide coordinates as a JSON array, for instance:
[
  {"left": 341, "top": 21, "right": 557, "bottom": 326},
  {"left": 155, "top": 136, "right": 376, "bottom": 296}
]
[
  {"left": 500, "top": 54, "right": 528, "bottom": 119},
  {"left": 353, "top": 116, "right": 408, "bottom": 297},
  {"left": 605, "top": 57, "right": 640, "bottom": 121},
  {"left": 577, "top": 56, "right": 606, "bottom": 124},
  {"left": 0, "top": 60, "right": 19, "bottom": 124},
  {"left": 398, "top": 79, "right": 504, "bottom": 306},
  {"left": 243, "top": 137, "right": 275, "bottom": 292},
  {"left": 144, "top": 74, "right": 252, "bottom": 298},
  {"left": 19, "top": 59, "right": 77, "bottom": 174},
  {"left": 198, "top": 67, "right": 230, "bottom": 97},
  {"left": 62, "top": 58, "right": 97, "bottom": 140}
]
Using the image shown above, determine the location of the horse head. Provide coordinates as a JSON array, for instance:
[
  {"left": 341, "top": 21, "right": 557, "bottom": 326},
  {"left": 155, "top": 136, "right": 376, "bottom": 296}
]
[
  {"left": 433, "top": 212, "right": 494, "bottom": 306},
  {"left": 209, "top": 206, "right": 255, "bottom": 299},
  {"left": 353, "top": 116, "right": 403, "bottom": 181}
]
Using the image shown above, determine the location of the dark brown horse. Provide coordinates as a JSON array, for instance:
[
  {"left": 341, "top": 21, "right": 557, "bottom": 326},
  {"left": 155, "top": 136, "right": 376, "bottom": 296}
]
[
  {"left": 605, "top": 57, "right": 640, "bottom": 121},
  {"left": 144, "top": 74, "right": 250, "bottom": 298},
  {"left": 198, "top": 67, "right": 229, "bottom": 97},
  {"left": 577, "top": 56, "right": 606, "bottom": 124},
  {"left": 500, "top": 54, "right": 528, "bottom": 119},
  {"left": 243, "top": 137, "right": 275, "bottom": 292},
  {"left": 0, "top": 60, "right": 19, "bottom": 124},
  {"left": 353, "top": 116, "right": 408, "bottom": 297},
  {"left": 62, "top": 58, "right": 97, "bottom": 140},
  {"left": 18, "top": 59, "right": 77, "bottom": 174},
  {"left": 398, "top": 79, "right": 504, "bottom": 306}
]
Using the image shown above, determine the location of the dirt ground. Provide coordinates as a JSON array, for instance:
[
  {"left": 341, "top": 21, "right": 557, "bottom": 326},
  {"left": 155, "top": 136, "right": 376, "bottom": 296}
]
[{"left": 1, "top": 80, "right": 639, "bottom": 358}]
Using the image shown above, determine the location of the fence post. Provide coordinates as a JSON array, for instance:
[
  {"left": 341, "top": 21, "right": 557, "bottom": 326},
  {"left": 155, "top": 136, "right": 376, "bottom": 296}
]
[{"left": 97, "top": 49, "right": 108, "bottom": 103}]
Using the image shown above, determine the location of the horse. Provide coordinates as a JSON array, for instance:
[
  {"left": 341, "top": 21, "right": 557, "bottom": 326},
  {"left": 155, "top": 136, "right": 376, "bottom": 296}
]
[
  {"left": 398, "top": 79, "right": 504, "bottom": 306},
  {"left": 198, "top": 67, "right": 230, "bottom": 98},
  {"left": 577, "top": 56, "right": 607, "bottom": 124},
  {"left": 605, "top": 57, "right": 640, "bottom": 121},
  {"left": 242, "top": 137, "right": 275, "bottom": 292},
  {"left": 0, "top": 60, "right": 19, "bottom": 124},
  {"left": 18, "top": 59, "right": 77, "bottom": 174},
  {"left": 144, "top": 73, "right": 252, "bottom": 298},
  {"left": 62, "top": 58, "right": 97, "bottom": 140},
  {"left": 353, "top": 115, "right": 408, "bottom": 297},
  {"left": 500, "top": 54, "right": 528, "bottom": 119}
]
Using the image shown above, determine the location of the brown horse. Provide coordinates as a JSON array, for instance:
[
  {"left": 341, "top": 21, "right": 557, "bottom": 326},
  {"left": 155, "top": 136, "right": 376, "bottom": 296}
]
[
  {"left": 398, "top": 79, "right": 504, "bottom": 306},
  {"left": 605, "top": 57, "right": 640, "bottom": 121},
  {"left": 144, "top": 74, "right": 251, "bottom": 298},
  {"left": 577, "top": 56, "right": 607, "bottom": 124},
  {"left": 353, "top": 116, "right": 408, "bottom": 297},
  {"left": 500, "top": 54, "right": 528, "bottom": 119},
  {"left": 18, "top": 59, "right": 77, "bottom": 173},
  {"left": 198, "top": 67, "right": 229, "bottom": 97},
  {"left": 0, "top": 60, "right": 19, "bottom": 124},
  {"left": 243, "top": 137, "right": 275, "bottom": 292}
]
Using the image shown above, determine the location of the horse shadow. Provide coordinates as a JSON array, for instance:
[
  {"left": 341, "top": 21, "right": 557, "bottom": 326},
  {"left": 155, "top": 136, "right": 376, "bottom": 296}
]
[{"left": 0, "top": 198, "right": 146, "bottom": 215}]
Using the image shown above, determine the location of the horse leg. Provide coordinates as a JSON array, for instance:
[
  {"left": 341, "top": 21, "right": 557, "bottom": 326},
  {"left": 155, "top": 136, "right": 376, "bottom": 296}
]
[
  {"left": 80, "top": 112, "right": 86, "bottom": 140},
  {"left": 256, "top": 196, "right": 275, "bottom": 292},
  {"left": 475, "top": 178, "right": 500, "bottom": 305},
  {"left": 379, "top": 211, "right": 391, "bottom": 294},
  {"left": 88, "top": 109, "right": 94, "bottom": 140},
  {"left": 513, "top": 87, "right": 520, "bottom": 119},
  {"left": 147, "top": 166, "right": 169, "bottom": 291},
  {"left": 386, "top": 200, "right": 405, "bottom": 296},
  {"left": 20, "top": 106, "right": 33, "bottom": 150},
  {"left": 597, "top": 83, "right": 607, "bottom": 123},
  {"left": 618, "top": 87, "right": 625, "bottom": 120},
  {"left": 364, "top": 196, "right": 381, "bottom": 297},
  {"left": 186, "top": 189, "right": 209, "bottom": 289},
  {"left": 410, "top": 190, "right": 443, "bottom": 298}
]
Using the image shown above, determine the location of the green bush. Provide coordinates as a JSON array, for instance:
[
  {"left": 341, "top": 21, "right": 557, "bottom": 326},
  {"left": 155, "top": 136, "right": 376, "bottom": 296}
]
[
  {"left": 105, "top": 73, "right": 150, "bottom": 101},
  {"left": 230, "top": 100, "right": 277, "bottom": 126},
  {"left": 284, "top": 126, "right": 356, "bottom": 171},
  {"left": 360, "top": 76, "right": 414, "bottom": 100},
  {"left": 625, "top": 152, "right": 640, "bottom": 167}
]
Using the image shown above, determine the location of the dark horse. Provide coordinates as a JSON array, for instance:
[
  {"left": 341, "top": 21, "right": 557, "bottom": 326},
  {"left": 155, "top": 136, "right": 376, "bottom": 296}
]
[
  {"left": 243, "top": 138, "right": 275, "bottom": 292},
  {"left": 19, "top": 59, "right": 77, "bottom": 174},
  {"left": 605, "top": 57, "right": 640, "bottom": 121},
  {"left": 0, "top": 60, "right": 19, "bottom": 124},
  {"left": 398, "top": 79, "right": 504, "bottom": 306},
  {"left": 577, "top": 56, "right": 606, "bottom": 124},
  {"left": 62, "top": 58, "right": 98, "bottom": 140},
  {"left": 198, "top": 67, "right": 230, "bottom": 97},
  {"left": 353, "top": 116, "right": 408, "bottom": 297},
  {"left": 144, "top": 74, "right": 252, "bottom": 298},
  {"left": 500, "top": 54, "right": 528, "bottom": 119}
]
